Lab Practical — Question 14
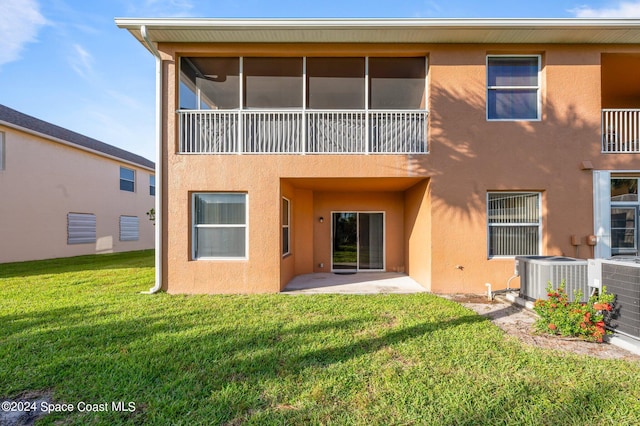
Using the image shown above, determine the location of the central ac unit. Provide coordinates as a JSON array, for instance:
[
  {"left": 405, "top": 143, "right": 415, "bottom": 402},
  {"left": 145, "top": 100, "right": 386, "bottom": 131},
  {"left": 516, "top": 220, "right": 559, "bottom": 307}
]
[
  {"left": 515, "top": 256, "right": 589, "bottom": 302},
  {"left": 588, "top": 257, "right": 640, "bottom": 340}
]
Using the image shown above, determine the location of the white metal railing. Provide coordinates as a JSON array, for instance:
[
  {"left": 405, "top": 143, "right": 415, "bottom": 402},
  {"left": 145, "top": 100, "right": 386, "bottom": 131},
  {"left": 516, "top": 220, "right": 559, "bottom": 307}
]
[
  {"left": 602, "top": 109, "right": 640, "bottom": 153},
  {"left": 243, "top": 111, "right": 303, "bottom": 153},
  {"left": 178, "top": 109, "right": 428, "bottom": 154},
  {"left": 306, "top": 111, "right": 367, "bottom": 153}
]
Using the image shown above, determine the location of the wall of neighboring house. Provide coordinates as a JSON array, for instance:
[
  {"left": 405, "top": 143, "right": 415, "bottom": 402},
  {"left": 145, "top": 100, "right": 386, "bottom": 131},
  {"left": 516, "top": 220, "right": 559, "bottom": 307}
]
[
  {"left": 0, "top": 126, "right": 155, "bottom": 263},
  {"left": 158, "top": 42, "right": 640, "bottom": 294}
]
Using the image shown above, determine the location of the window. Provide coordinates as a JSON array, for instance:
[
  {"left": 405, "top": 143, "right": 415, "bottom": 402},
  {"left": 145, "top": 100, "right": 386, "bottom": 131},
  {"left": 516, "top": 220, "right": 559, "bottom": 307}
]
[
  {"left": 119, "top": 216, "right": 139, "bottom": 241},
  {"left": 611, "top": 178, "right": 638, "bottom": 202},
  {"left": 487, "top": 56, "right": 540, "bottom": 120},
  {"left": 0, "top": 131, "right": 5, "bottom": 170},
  {"left": 193, "top": 193, "right": 247, "bottom": 259},
  {"left": 150, "top": 175, "right": 156, "bottom": 196},
  {"left": 610, "top": 177, "right": 640, "bottom": 255},
  {"left": 282, "top": 197, "right": 290, "bottom": 256},
  {"left": 67, "top": 213, "right": 96, "bottom": 245},
  {"left": 120, "top": 167, "right": 135, "bottom": 192},
  {"left": 487, "top": 192, "right": 541, "bottom": 257}
]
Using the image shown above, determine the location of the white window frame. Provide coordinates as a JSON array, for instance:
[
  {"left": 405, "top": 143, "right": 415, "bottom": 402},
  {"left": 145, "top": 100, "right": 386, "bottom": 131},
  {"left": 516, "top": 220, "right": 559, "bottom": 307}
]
[
  {"left": 192, "top": 192, "right": 248, "bottom": 260},
  {"left": 282, "top": 197, "right": 291, "bottom": 256},
  {"left": 487, "top": 192, "right": 542, "bottom": 258},
  {"left": 609, "top": 176, "right": 640, "bottom": 256},
  {"left": 0, "top": 131, "right": 5, "bottom": 171},
  {"left": 486, "top": 55, "right": 541, "bottom": 122},
  {"left": 120, "top": 166, "right": 135, "bottom": 192}
]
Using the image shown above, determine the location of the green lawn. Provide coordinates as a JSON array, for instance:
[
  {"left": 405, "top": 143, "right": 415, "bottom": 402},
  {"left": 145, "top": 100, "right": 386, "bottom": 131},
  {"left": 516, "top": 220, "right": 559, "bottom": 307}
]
[{"left": 1, "top": 250, "right": 640, "bottom": 425}]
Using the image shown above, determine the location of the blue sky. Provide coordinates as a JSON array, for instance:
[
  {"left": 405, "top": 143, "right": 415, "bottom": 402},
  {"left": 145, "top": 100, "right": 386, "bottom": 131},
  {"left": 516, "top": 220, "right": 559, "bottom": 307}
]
[{"left": 1, "top": 0, "right": 640, "bottom": 161}]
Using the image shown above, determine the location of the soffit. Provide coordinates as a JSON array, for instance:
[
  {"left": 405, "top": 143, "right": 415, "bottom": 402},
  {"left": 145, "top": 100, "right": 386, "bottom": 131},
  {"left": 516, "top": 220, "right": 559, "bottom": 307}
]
[
  {"left": 283, "top": 177, "right": 426, "bottom": 192},
  {"left": 116, "top": 18, "right": 640, "bottom": 49}
]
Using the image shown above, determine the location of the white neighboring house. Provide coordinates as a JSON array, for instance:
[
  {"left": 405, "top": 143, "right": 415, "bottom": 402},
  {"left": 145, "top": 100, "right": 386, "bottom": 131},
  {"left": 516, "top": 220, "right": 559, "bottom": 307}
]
[{"left": 0, "top": 104, "right": 155, "bottom": 263}]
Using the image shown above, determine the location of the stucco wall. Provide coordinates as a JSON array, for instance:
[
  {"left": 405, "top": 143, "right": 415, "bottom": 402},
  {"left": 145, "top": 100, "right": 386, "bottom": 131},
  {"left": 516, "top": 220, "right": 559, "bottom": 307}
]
[
  {"left": 158, "top": 42, "right": 640, "bottom": 294},
  {"left": 0, "top": 126, "right": 155, "bottom": 263}
]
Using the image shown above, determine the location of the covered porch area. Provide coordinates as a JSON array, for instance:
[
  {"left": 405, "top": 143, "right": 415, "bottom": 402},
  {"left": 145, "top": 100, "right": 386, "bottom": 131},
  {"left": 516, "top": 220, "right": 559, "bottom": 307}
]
[{"left": 279, "top": 176, "right": 432, "bottom": 292}]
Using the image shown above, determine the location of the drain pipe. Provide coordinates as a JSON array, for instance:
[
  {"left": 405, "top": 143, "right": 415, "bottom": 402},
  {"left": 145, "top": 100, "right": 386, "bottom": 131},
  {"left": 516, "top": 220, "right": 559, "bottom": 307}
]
[
  {"left": 486, "top": 275, "right": 520, "bottom": 301},
  {"left": 141, "top": 25, "right": 163, "bottom": 294}
]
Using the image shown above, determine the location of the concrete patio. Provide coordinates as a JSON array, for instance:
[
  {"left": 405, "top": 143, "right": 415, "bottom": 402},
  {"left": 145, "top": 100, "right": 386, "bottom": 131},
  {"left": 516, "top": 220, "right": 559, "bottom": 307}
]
[{"left": 283, "top": 272, "right": 427, "bottom": 294}]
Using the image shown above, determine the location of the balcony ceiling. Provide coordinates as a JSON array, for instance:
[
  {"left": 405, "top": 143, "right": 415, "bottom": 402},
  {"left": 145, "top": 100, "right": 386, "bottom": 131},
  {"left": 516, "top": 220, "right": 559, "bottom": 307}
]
[
  {"left": 283, "top": 177, "right": 426, "bottom": 192},
  {"left": 116, "top": 18, "right": 640, "bottom": 49}
]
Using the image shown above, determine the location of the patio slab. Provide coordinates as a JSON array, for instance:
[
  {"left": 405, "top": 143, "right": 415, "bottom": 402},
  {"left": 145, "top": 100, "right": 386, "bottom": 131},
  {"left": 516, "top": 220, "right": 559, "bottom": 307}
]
[{"left": 283, "top": 272, "right": 427, "bottom": 294}]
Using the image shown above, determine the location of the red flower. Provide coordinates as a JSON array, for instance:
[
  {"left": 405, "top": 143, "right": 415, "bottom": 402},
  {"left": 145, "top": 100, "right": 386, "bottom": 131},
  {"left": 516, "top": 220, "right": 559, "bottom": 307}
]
[
  {"left": 548, "top": 323, "right": 557, "bottom": 331},
  {"left": 593, "top": 303, "right": 612, "bottom": 311}
]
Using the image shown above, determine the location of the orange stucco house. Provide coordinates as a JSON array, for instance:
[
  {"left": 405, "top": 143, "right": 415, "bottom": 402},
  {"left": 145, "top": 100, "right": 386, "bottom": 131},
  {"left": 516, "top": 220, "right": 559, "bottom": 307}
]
[{"left": 117, "top": 18, "right": 640, "bottom": 294}]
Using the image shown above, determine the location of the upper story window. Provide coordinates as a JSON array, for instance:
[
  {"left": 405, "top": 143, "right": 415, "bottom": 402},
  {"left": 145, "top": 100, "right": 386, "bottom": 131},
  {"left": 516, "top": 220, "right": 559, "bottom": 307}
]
[
  {"left": 487, "top": 56, "right": 540, "bottom": 121},
  {"left": 150, "top": 175, "right": 156, "bottom": 196},
  {"left": 120, "top": 167, "right": 135, "bottom": 192}
]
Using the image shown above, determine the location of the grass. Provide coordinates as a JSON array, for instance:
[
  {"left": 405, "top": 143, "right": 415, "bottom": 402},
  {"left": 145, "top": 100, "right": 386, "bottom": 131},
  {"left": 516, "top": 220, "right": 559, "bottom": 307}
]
[{"left": 1, "top": 250, "right": 640, "bottom": 425}]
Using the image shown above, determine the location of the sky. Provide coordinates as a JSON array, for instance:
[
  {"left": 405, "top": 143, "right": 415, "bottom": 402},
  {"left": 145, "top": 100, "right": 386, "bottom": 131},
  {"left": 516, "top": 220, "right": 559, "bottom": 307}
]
[{"left": 1, "top": 0, "right": 640, "bottom": 162}]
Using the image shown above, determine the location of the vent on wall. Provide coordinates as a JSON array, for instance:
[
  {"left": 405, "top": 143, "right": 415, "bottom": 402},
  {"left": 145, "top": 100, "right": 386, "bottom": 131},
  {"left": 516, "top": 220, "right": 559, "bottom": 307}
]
[{"left": 516, "top": 256, "right": 589, "bottom": 302}]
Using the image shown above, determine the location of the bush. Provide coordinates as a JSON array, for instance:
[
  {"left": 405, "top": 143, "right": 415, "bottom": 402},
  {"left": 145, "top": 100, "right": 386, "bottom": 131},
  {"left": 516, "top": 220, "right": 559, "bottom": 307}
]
[{"left": 533, "top": 281, "right": 615, "bottom": 343}]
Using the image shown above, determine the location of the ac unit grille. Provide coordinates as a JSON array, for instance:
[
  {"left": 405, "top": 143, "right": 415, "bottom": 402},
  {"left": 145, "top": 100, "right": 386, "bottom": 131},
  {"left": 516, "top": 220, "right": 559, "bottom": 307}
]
[
  {"left": 517, "top": 256, "right": 588, "bottom": 302},
  {"left": 601, "top": 262, "right": 640, "bottom": 338}
]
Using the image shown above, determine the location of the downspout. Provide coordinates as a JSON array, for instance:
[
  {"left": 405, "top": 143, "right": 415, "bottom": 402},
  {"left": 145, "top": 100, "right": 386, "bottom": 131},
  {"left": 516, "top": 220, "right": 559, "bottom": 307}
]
[{"left": 141, "top": 25, "right": 163, "bottom": 294}]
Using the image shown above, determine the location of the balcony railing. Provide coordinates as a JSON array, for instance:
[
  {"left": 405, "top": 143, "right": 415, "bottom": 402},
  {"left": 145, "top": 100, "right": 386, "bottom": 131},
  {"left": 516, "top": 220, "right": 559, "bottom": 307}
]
[
  {"left": 178, "top": 110, "right": 428, "bottom": 154},
  {"left": 602, "top": 109, "right": 640, "bottom": 153}
]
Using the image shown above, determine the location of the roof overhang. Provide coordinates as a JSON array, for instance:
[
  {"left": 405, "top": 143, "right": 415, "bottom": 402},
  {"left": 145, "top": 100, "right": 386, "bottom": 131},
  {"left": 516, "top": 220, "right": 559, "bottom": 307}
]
[{"left": 116, "top": 18, "right": 640, "bottom": 49}]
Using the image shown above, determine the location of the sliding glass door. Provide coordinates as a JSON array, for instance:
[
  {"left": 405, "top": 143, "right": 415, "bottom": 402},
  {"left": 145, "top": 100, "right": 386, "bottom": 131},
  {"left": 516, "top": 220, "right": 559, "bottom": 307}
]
[{"left": 332, "top": 212, "right": 384, "bottom": 272}]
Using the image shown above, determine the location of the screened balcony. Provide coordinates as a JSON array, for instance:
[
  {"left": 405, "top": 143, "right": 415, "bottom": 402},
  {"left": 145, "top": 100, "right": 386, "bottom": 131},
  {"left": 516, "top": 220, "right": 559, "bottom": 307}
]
[
  {"left": 601, "top": 53, "right": 640, "bottom": 153},
  {"left": 178, "top": 56, "right": 428, "bottom": 154}
]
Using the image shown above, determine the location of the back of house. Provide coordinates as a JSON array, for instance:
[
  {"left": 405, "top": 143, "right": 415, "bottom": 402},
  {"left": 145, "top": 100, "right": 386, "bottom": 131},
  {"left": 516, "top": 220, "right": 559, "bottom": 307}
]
[{"left": 116, "top": 18, "right": 640, "bottom": 294}]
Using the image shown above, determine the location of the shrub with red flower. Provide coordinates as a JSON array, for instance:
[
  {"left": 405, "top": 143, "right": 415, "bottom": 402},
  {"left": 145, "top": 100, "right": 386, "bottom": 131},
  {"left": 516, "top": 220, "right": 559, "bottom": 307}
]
[{"left": 533, "top": 280, "right": 615, "bottom": 343}]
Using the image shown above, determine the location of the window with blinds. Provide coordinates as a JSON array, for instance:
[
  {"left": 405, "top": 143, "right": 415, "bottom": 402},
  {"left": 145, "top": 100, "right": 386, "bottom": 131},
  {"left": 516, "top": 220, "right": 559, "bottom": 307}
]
[
  {"left": 192, "top": 192, "right": 247, "bottom": 259},
  {"left": 487, "top": 192, "right": 541, "bottom": 257}
]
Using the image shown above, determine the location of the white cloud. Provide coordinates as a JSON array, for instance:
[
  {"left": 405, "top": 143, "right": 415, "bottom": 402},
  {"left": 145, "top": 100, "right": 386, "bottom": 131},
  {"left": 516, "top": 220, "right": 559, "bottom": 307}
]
[
  {"left": 572, "top": 1, "right": 640, "bottom": 17},
  {"left": 69, "top": 44, "right": 94, "bottom": 79},
  {"left": 0, "top": 0, "right": 47, "bottom": 68}
]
